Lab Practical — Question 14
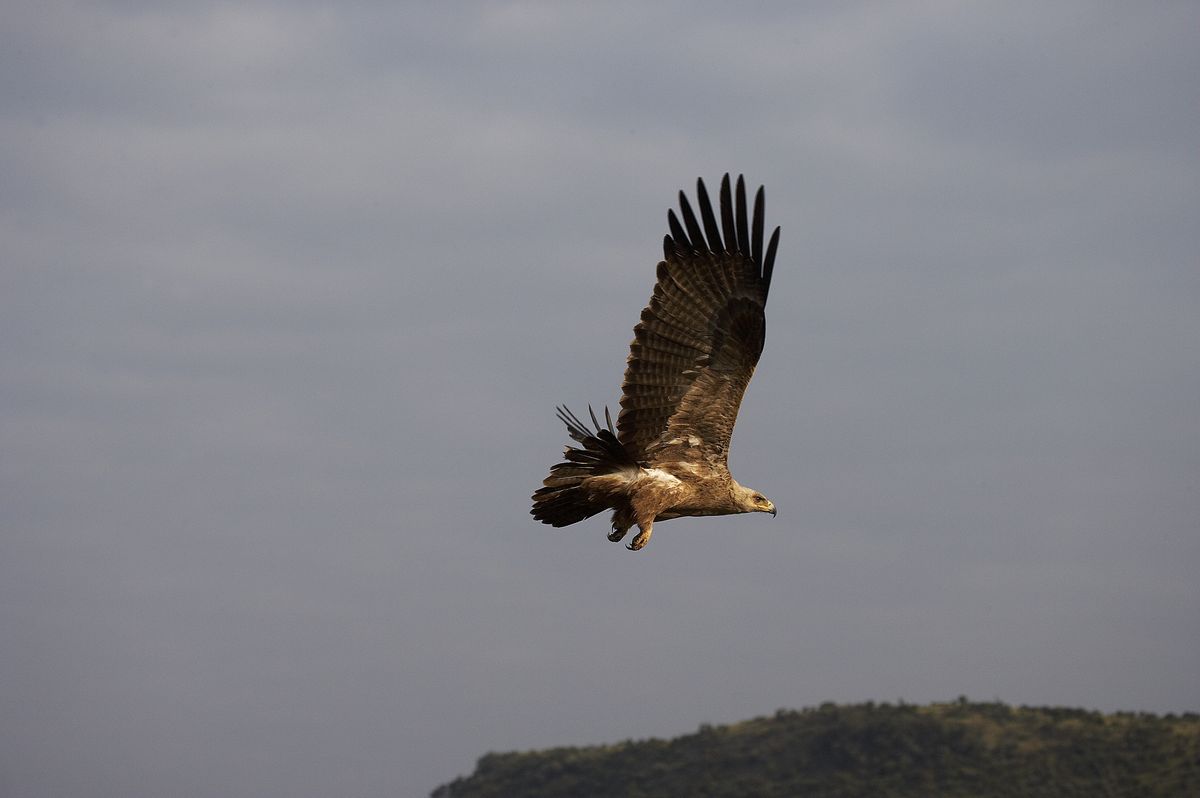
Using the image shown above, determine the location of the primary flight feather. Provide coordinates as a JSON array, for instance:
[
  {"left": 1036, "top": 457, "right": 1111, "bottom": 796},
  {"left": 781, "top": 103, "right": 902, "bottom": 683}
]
[{"left": 531, "top": 174, "right": 780, "bottom": 550}]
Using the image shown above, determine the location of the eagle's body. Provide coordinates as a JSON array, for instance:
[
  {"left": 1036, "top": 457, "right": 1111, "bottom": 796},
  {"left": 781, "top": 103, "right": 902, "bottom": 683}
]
[{"left": 531, "top": 174, "right": 780, "bottom": 550}]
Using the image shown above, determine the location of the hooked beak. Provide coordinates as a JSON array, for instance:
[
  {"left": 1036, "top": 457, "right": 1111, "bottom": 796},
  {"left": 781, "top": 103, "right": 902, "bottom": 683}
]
[{"left": 769, "top": 504, "right": 777, "bottom": 518}]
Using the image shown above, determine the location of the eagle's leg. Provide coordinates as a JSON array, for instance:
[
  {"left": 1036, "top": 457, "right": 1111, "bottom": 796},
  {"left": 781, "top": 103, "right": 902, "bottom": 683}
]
[
  {"left": 627, "top": 521, "right": 653, "bottom": 551},
  {"left": 626, "top": 493, "right": 668, "bottom": 551},
  {"left": 608, "top": 506, "right": 633, "bottom": 543}
]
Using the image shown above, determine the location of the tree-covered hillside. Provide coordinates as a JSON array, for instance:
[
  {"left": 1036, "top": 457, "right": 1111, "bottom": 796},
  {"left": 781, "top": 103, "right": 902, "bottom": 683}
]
[{"left": 432, "top": 700, "right": 1199, "bottom": 797}]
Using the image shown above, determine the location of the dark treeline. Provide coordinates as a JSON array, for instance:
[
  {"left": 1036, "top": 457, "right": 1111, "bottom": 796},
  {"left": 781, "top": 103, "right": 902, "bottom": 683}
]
[{"left": 432, "top": 699, "right": 1200, "bottom": 797}]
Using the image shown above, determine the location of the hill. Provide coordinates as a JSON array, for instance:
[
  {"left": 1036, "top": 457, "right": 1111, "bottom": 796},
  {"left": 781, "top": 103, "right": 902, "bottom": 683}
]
[{"left": 431, "top": 699, "right": 1200, "bottom": 797}]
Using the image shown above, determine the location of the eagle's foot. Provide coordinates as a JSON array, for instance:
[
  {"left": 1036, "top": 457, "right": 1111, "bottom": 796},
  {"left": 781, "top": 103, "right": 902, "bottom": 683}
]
[
  {"left": 626, "top": 525, "right": 652, "bottom": 551},
  {"left": 608, "top": 526, "right": 628, "bottom": 543}
]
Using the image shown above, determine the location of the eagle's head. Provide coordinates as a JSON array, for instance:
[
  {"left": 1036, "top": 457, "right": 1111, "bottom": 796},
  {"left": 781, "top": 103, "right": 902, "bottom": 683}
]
[{"left": 733, "top": 483, "right": 776, "bottom": 517}]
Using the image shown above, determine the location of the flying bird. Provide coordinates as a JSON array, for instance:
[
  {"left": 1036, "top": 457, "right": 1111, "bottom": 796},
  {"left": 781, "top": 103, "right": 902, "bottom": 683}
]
[{"left": 531, "top": 174, "right": 780, "bottom": 551}]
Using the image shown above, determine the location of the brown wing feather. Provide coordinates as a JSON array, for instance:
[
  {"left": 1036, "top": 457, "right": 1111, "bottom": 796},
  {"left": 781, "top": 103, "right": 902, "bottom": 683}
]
[{"left": 617, "top": 174, "right": 781, "bottom": 464}]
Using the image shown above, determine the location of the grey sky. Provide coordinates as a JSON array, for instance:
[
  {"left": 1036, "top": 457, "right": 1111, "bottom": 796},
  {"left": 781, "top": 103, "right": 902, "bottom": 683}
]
[{"left": 2, "top": 2, "right": 1198, "bottom": 796}]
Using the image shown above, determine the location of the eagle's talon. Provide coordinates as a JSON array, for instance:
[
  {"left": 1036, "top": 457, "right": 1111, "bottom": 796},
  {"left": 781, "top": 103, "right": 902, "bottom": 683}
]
[{"left": 627, "top": 526, "right": 651, "bottom": 551}]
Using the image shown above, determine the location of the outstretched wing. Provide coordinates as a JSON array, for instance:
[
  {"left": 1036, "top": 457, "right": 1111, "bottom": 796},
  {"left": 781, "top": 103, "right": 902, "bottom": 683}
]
[{"left": 617, "top": 174, "right": 780, "bottom": 466}]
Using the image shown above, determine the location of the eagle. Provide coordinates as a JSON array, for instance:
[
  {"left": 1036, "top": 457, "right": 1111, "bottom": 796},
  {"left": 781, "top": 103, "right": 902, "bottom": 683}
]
[{"left": 531, "top": 174, "right": 781, "bottom": 551}]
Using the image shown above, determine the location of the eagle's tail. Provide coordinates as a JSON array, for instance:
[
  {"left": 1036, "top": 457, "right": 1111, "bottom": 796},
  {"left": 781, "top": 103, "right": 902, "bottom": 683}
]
[{"left": 531, "top": 405, "right": 637, "bottom": 528}]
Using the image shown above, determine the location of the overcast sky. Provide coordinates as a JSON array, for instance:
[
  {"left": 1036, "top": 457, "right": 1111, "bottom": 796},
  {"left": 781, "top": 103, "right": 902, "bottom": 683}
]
[{"left": 3, "top": 2, "right": 1198, "bottom": 796}]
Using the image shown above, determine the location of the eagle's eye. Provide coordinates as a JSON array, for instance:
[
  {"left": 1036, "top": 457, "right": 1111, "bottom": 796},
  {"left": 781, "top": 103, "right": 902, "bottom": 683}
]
[{"left": 753, "top": 493, "right": 765, "bottom": 504}]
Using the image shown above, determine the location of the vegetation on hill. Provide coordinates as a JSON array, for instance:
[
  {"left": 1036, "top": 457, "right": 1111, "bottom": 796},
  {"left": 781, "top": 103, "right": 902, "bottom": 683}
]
[{"left": 431, "top": 699, "right": 1200, "bottom": 797}]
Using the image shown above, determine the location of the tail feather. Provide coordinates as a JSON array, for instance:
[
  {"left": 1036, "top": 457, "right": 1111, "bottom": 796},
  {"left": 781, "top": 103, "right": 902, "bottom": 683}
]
[{"left": 531, "top": 405, "right": 637, "bottom": 527}]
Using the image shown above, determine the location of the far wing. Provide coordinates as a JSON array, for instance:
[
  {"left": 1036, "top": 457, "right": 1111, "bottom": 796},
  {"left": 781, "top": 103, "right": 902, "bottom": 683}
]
[{"left": 617, "top": 174, "right": 780, "bottom": 465}]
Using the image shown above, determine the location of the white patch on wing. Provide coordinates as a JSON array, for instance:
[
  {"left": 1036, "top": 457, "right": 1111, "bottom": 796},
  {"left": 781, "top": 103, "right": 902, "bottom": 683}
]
[{"left": 642, "top": 468, "right": 683, "bottom": 486}]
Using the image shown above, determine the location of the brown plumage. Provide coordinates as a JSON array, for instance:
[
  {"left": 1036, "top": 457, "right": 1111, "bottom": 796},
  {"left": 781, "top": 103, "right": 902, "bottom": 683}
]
[{"left": 531, "top": 174, "right": 780, "bottom": 550}]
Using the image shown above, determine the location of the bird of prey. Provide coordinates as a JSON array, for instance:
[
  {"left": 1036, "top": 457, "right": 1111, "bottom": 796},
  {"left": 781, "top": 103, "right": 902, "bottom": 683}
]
[{"left": 531, "top": 174, "right": 780, "bottom": 551}]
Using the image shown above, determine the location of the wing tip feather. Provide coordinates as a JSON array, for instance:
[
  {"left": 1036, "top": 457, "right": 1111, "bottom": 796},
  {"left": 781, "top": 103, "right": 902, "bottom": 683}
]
[
  {"left": 762, "top": 225, "right": 781, "bottom": 296},
  {"left": 695, "top": 177, "right": 723, "bottom": 253},
  {"left": 666, "top": 209, "right": 688, "bottom": 250},
  {"left": 735, "top": 175, "right": 749, "bottom": 256}
]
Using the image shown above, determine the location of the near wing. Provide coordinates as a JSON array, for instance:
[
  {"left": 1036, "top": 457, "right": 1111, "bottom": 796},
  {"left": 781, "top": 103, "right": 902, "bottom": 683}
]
[{"left": 617, "top": 174, "right": 780, "bottom": 465}]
